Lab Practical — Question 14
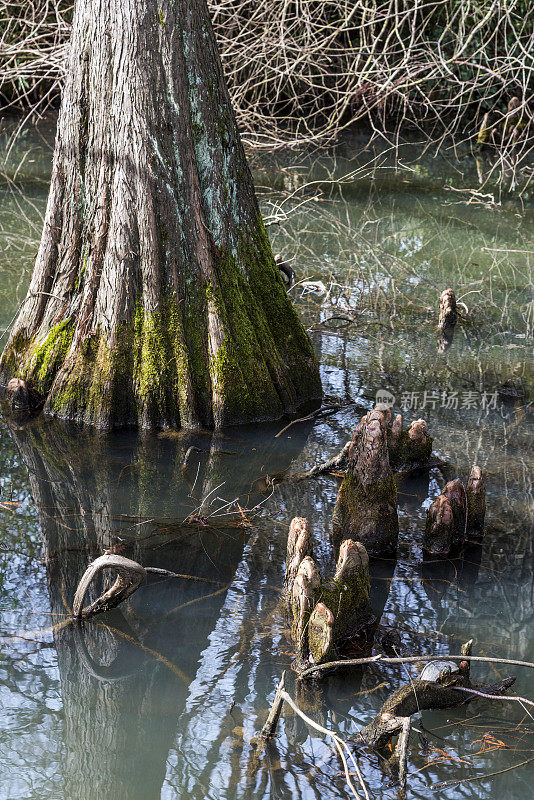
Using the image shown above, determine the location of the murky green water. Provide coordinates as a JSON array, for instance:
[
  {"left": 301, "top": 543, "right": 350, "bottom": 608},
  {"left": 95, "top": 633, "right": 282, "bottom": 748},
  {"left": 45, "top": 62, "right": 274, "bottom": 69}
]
[{"left": 0, "top": 114, "right": 532, "bottom": 799}]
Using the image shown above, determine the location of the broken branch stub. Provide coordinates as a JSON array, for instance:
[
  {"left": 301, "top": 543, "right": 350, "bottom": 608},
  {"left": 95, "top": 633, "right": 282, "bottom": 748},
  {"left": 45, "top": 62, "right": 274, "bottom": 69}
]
[
  {"left": 72, "top": 554, "right": 147, "bottom": 619},
  {"left": 5, "top": 378, "right": 44, "bottom": 413},
  {"left": 332, "top": 406, "right": 399, "bottom": 556}
]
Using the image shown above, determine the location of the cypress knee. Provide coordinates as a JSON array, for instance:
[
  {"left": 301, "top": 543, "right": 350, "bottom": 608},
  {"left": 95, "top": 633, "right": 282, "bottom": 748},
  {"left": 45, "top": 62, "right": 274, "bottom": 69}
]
[{"left": 332, "top": 406, "right": 398, "bottom": 556}]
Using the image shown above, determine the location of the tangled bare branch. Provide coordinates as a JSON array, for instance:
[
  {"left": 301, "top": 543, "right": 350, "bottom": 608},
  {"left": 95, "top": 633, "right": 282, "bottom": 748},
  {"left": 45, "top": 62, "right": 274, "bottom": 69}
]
[{"left": 1, "top": 0, "right": 533, "bottom": 152}]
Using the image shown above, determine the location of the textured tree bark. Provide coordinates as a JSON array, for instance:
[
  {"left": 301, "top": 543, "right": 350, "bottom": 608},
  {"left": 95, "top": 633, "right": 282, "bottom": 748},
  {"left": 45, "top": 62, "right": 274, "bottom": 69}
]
[{"left": 0, "top": 0, "right": 321, "bottom": 430}]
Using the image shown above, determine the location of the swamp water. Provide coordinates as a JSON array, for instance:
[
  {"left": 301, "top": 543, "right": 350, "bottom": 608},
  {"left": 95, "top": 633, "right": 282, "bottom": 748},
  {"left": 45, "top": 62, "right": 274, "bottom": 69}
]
[{"left": 0, "top": 116, "right": 532, "bottom": 799}]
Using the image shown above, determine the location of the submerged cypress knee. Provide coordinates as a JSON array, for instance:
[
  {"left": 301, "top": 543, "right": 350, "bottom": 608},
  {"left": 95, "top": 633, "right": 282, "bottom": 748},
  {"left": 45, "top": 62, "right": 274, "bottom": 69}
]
[
  {"left": 308, "top": 603, "right": 335, "bottom": 665},
  {"left": 325, "top": 539, "right": 376, "bottom": 641},
  {"left": 443, "top": 479, "right": 468, "bottom": 544},
  {"left": 423, "top": 494, "right": 455, "bottom": 555},
  {"left": 285, "top": 519, "right": 375, "bottom": 669},
  {"left": 332, "top": 406, "right": 398, "bottom": 556}
]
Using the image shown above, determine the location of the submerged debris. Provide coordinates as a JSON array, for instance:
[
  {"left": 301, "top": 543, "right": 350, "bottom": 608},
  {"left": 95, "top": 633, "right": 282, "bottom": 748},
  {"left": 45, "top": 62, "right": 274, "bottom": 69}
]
[{"left": 358, "top": 639, "right": 515, "bottom": 789}]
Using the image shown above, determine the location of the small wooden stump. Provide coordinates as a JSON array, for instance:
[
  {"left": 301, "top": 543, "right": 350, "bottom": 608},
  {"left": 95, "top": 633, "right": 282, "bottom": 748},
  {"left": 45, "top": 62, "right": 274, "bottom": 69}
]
[
  {"left": 285, "top": 521, "right": 375, "bottom": 670},
  {"left": 389, "top": 415, "right": 433, "bottom": 469},
  {"left": 424, "top": 494, "right": 455, "bottom": 555}
]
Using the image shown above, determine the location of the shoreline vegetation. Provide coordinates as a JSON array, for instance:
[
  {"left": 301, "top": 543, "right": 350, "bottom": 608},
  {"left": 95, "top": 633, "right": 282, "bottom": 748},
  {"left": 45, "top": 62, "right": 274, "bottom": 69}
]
[{"left": 0, "top": 0, "right": 532, "bottom": 153}]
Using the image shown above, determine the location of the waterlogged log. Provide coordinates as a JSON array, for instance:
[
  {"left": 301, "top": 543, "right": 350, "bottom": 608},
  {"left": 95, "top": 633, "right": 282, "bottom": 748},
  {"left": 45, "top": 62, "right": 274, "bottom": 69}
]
[
  {"left": 423, "top": 468, "right": 486, "bottom": 554},
  {"left": 359, "top": 640, "right": 513, "bottom": 753},
  {"left": 284, "top": 517, "right": 312, "bottom": 595},
  {"left": 73, "top": 554, "right": 147, "bottom": 619},
  {"left": 467, "top": 466, "right": 486, "bottom": 535},
  {"left": 332, "top": 406, "right": 398, "bottom": 556}
]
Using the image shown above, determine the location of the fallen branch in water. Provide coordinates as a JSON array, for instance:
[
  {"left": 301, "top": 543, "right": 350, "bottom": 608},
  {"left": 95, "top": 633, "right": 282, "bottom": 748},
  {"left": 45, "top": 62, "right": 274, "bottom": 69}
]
[
  {"left": 257, "top": 671, "right": 370, "bottom": 800},
  {"left": 356, "top": 640, "right": 517, "bottom": 791},
  {"left": 274, "top": 408, "right": 446, "bottom": 483},
  {"left": 274, "top": 403, "right": 352, "bottom": 439},
  {"left": 73, "top": 554, "right": 147, "bottom": 619},
  {"left": 73, "top": 555, "right": 227, "bottom": 619},
  {"left": 299, "top": 652, "right": 534, "bottom": 679},
  {"left": 276, "top": 440, "right": 352, "bottom": 480}
]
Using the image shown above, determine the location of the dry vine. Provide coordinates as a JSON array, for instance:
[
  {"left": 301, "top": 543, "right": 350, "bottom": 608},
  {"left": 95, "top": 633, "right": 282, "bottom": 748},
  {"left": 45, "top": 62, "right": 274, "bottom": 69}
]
[{"left": 1, "top": 0, "right": 533, "bottom": 155}]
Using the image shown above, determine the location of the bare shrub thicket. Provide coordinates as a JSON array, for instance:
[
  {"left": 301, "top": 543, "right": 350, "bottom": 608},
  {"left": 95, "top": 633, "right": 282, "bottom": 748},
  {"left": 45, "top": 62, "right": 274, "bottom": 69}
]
[{"left": 1, "top": 0, "right": 533, "bottom": 150}]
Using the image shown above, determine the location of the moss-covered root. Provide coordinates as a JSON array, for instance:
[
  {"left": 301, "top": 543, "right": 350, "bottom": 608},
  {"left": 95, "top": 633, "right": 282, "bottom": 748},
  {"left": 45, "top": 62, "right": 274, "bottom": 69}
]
[
  {"left": 466, "top": 466, "right": 486, "bottom": 537},
  {"left": 332, "top": 406, "right": 398, "bottom": 557},
  {"left": 308, "top": 603, "right": 335, "bottom": 665},
  {"left": 423, "top": 494, "right": 455, "bottom": 555},
  {"left": 284, "top": 517, "right": 312, "bottom": 595},
  {"left": 290, "top": 556, "right": 320, "bottom": 670},
  {"left": 389, "top": 415, "right": 434, "bottom": 469},
  {"left": 331, "top": 539, "right": 376, "bottom": 641}
]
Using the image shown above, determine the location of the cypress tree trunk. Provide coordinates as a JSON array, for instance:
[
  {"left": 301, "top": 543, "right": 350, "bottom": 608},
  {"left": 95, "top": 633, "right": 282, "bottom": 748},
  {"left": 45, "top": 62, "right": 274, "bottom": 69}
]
[{"left": 0, "top": 0, "right": 321, "bottom": 429}]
